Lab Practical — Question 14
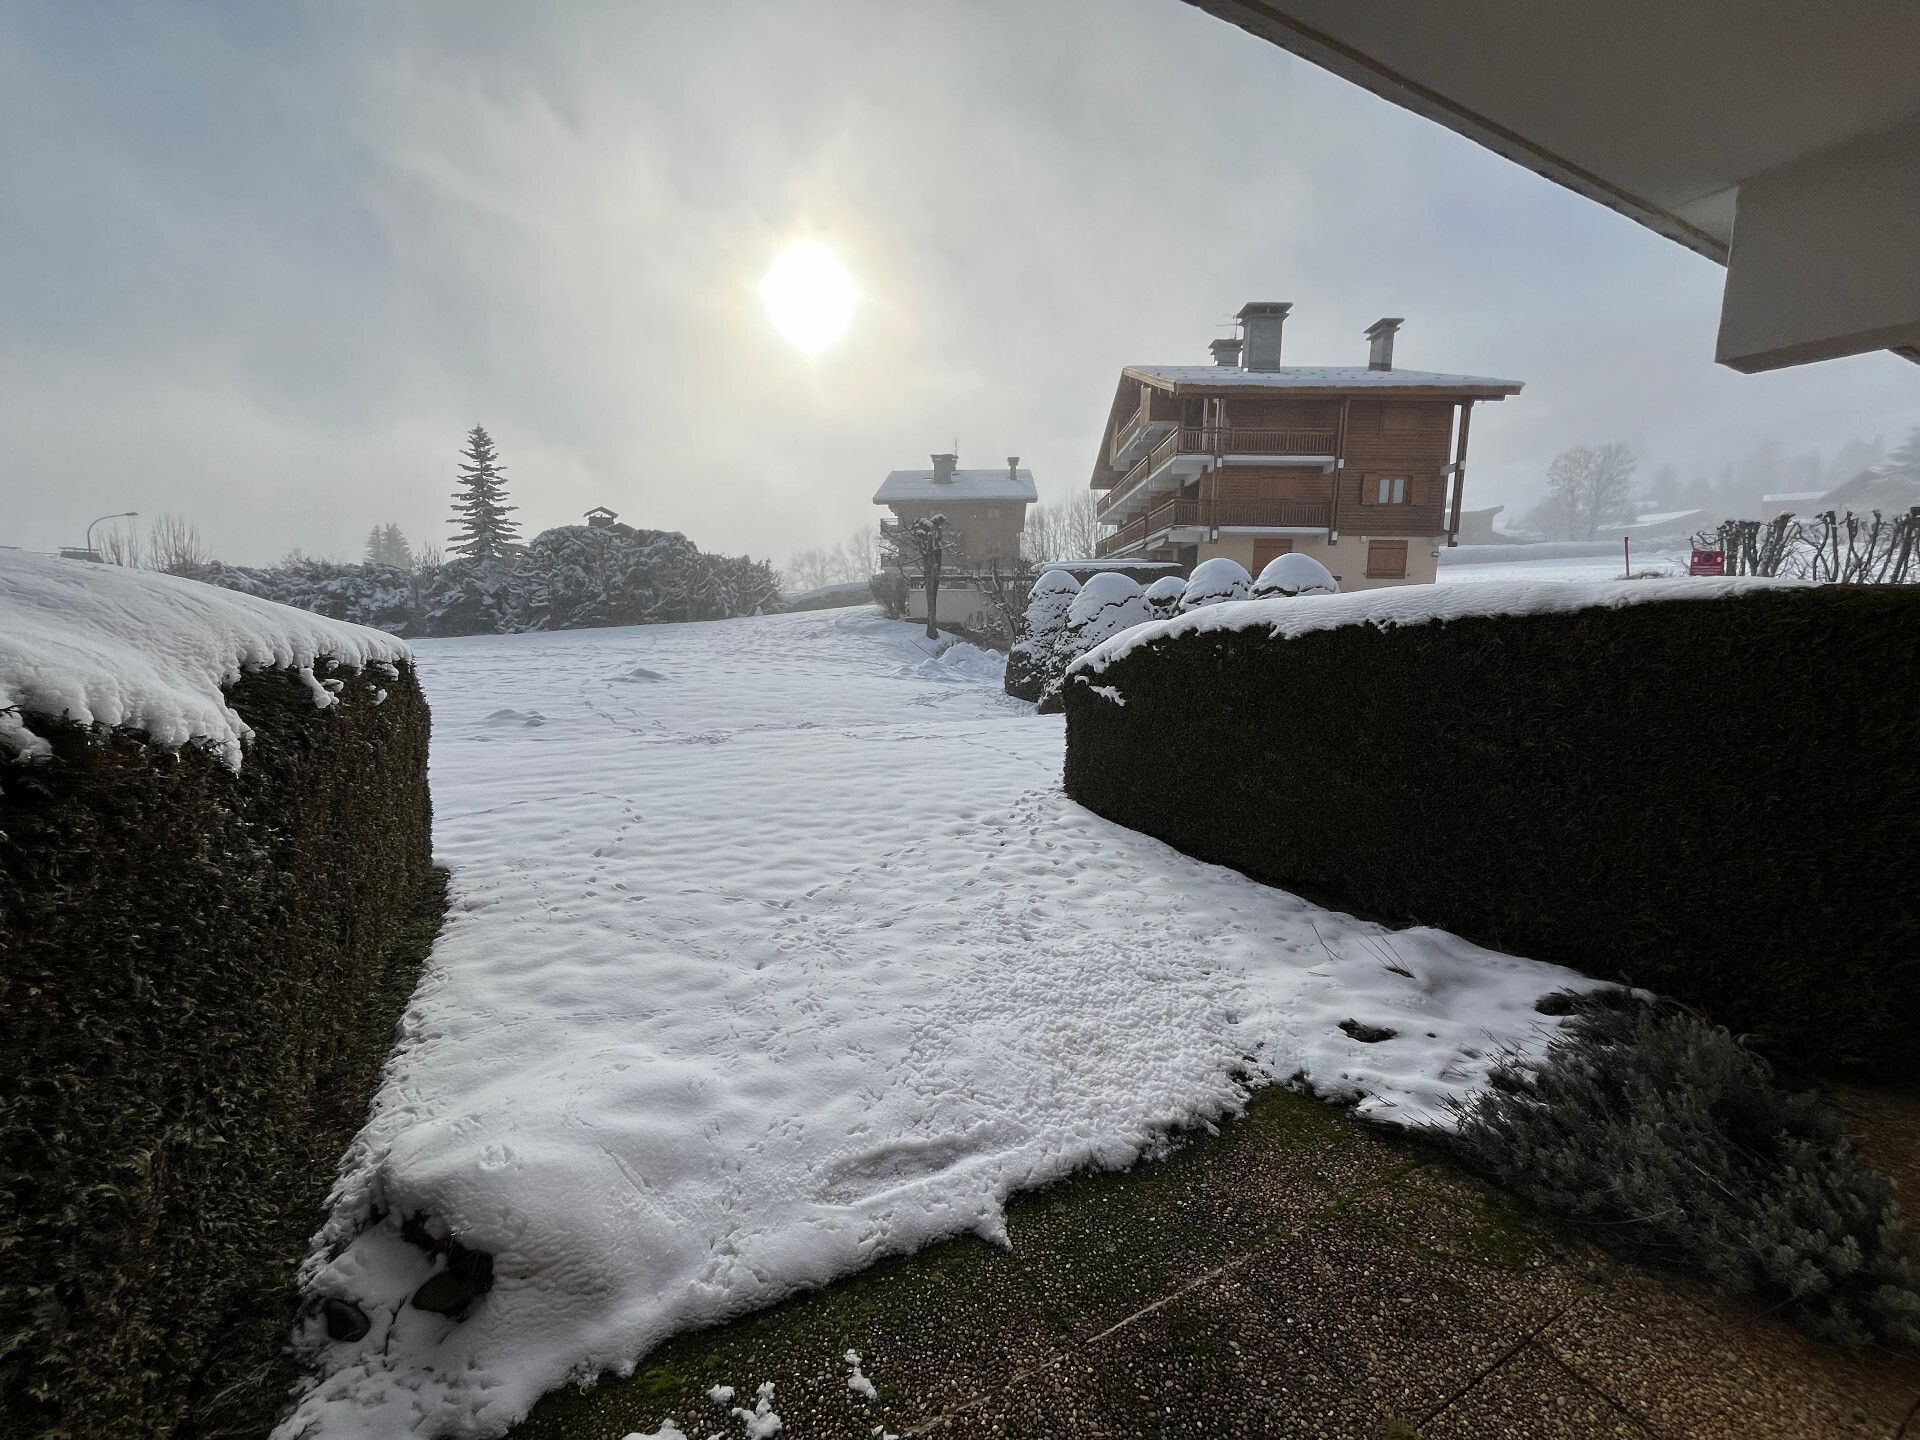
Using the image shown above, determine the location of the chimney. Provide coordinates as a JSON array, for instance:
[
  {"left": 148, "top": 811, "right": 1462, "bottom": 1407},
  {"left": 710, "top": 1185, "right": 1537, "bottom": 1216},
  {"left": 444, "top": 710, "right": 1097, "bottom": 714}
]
[
  {"left": 1006, "top": 455, "right": 1020, "bottom": 482},
  {"left": 1365, "top": 317, "right": 1404, "bottom": 371},
  {"left": 1235, "top": 302, "right": 1291, "bottom": 371},
  {"left": 931, "top": 452, "right": 958, "bottom": 484},
  {"left": 1209, "top": 336, "right": 1242, "bottom": 367}
]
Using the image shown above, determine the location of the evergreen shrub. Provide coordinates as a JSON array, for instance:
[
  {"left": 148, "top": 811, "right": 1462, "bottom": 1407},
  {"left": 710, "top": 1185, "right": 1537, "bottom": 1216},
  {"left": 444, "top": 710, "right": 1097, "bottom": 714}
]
[
  {"left": 1451, "top": 991, "right": 1920, "bottom": 1348},
  {"left": 0, "top": 661, "right": 437, "bottom": 1438}
]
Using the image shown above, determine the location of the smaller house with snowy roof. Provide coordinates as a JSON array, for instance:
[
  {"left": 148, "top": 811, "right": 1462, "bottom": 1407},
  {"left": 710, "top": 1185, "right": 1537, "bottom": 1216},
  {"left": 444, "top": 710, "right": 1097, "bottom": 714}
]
[
  {"left": 873, "top": 453, "right": 1036, "bottom": 571},
  {"left": 872, "top": 453, "right": 1038, "bottom": 626}
]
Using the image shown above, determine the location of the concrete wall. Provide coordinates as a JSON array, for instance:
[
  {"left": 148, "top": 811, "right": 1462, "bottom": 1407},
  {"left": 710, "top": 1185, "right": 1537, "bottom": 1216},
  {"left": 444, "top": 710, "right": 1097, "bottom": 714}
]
[
  {"left": 1199, "top": 530, "right": 1441, "bottom": 591},
  {"left": 902, "top": 576, "right": 1003, "bottom": 629}
]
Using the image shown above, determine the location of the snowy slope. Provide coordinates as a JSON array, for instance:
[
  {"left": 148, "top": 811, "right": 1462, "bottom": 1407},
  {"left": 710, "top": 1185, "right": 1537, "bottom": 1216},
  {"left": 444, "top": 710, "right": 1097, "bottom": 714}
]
[
  {"left": 283, "top": 606, "right": 1598, "bottom": 1438},
  {"left": 0, "top": 550, "right": 409, "bottom": 768}
]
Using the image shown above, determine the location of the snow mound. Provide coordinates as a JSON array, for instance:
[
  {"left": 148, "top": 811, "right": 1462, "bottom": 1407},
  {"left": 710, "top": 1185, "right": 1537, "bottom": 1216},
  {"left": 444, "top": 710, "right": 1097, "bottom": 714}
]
[
  {"left": 1252, "top": 553, "right": 1338, "bottom": 598},
  {"left": 1078, "top": 576, "right": 1801, "bottom": 677},
  {"left": 1029, "top": 567, "right": 1084, "bottom": 599},
  {"left": 1142, "top": 575, "right": 1186, "bottom": 618},
  {"left": 1178, "top": 557, "right": 1249, "bottom": 611},
  {"left": 0, "top": 551, "right": 411, "bottom": 769}
]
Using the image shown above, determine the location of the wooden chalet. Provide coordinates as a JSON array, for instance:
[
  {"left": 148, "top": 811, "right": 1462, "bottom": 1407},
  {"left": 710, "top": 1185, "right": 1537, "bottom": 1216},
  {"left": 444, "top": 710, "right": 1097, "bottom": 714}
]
[{"left": 1090, "top": 303, "right": 1521, "bottom": 588}]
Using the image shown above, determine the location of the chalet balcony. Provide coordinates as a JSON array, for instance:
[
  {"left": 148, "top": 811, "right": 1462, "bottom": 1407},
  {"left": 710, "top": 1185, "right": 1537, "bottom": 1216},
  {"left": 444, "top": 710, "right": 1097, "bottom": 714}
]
[
  {"left": 1094, "top": 497, "right": 1334, "bottom": 557},
  {"left": 1097, "top": 425, "right": 1337, "bottom": 518}
]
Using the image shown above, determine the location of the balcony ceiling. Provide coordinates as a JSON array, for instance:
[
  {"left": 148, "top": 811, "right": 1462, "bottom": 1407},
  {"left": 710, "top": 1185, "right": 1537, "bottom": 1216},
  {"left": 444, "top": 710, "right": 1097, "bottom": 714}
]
[{"left": 1184, "top": 0, "right": 1920, "bottom": 372}]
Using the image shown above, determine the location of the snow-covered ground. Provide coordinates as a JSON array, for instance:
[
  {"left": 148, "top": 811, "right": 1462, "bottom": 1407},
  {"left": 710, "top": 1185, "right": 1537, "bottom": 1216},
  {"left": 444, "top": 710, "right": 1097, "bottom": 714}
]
[
  {"left": 283, "top": 606, "right": 1598, "bottom": 1438},
  {"left": 1436, "top": 547, "right": 1687, "bottom": 587}
]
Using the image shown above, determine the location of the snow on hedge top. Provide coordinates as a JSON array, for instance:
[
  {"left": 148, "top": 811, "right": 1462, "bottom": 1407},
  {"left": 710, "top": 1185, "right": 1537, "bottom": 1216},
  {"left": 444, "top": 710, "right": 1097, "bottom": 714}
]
[
  {"left": 1180, "top": 556, "right": 1250, "bottom": 610},
  {"left": 0, "top": 551, "right": 411, "bottom": 768},
  {"left": 1253, "top": 552, "right": 1338, "bottom": 597},
  {"left": 1073, "top": 576, "right": 1802, "bottom": 677}
]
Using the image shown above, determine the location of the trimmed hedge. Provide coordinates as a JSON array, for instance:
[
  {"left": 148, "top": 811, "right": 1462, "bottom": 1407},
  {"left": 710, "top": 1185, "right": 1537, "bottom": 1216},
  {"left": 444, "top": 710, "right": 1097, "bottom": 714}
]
[
  {"left": 1062, "top": 587, "right": 1920, "bottom": 1073},
  {"left": 0, "top": 661, "right": 437, "bottom": 1438}
]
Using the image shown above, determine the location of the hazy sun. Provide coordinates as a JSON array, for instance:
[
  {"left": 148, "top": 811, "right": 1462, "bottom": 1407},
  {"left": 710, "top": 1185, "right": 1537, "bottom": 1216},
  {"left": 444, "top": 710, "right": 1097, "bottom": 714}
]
[{"left": 760, "top": 240, "right": 856, "bottom": 355}]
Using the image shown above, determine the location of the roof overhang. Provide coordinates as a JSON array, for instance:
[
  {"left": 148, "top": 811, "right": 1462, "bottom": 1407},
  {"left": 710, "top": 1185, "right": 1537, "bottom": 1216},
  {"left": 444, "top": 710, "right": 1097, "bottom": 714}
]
[
  {"left": 1183, "top": 0, "right": 1920, "bottom": 372},
  {"left": 1123, "top": 366, "right": 1520, "bottom": 401}
]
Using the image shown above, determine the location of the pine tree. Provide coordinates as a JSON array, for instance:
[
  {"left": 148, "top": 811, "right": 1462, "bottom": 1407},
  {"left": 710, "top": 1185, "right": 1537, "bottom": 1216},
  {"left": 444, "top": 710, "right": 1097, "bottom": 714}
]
[
  {"left": 381, "top": 523, "right": 413, "bottom": 570},
  {"left": 1884, "top": 426, "right": 1920, "bottom": 483},
  {"left": 449, "top": 426, "right": 522, "bottom": 562},
  {"left": 365, "top": 526, "right": 385, "bottom": 565}
]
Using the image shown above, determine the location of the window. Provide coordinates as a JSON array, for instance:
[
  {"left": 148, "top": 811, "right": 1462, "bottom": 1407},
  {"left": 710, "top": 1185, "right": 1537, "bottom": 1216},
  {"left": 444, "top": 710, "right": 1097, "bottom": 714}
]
[
  {"left": 1372, "top": 475, "right": 1409, "bottom": 505},
  {"left": 1367, "top": 540, "right": 1408, "bottom": 579},
  {"left": 986, "top": 508, "right": 999, "bottom": 517}
]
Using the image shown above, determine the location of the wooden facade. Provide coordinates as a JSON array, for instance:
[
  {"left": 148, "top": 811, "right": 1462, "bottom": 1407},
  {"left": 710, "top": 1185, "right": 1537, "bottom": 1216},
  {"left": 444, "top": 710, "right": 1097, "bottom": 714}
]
[{"left": 1089, "top": 339, "right": 1521, "bottom": 588}]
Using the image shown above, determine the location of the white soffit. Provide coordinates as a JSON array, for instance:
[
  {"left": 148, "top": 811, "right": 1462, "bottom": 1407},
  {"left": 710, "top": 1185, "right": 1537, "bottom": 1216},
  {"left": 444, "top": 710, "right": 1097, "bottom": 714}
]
[{"left": 1186, "top": 0, "right": 1920, "bottom": 372}]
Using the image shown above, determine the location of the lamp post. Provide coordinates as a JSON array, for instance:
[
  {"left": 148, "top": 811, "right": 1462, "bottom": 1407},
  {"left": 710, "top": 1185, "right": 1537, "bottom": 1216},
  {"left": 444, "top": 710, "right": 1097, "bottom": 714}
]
[{"left": 85, "top": 511, "right": 140, "bottom": 562}]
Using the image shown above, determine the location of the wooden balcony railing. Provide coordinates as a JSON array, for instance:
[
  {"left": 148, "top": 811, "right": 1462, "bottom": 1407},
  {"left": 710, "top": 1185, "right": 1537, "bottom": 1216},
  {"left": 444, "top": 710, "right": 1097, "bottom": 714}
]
[
  {"left": 1109, "top": 405, "right": 1148, "bottom": 463},
  {"left": 1097, "top": 427, "right": 1339, "bottom": 515},
  {"left": 1096, "top": 497, "right": 1335, "bottom": 556}
]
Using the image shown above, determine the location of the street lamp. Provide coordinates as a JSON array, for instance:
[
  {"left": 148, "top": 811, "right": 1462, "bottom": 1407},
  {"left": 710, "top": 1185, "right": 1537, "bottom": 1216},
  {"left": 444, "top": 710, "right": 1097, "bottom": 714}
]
[{"left": 85, "top": 511, "right": 139, "bottom": 562}]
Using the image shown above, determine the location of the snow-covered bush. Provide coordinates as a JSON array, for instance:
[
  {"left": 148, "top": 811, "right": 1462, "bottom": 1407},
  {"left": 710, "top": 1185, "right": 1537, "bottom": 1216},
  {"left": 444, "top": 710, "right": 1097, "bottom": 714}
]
[
  {"left": 195, "top": 526, "right": 781, "bottom": 639},
  {"left": 1252, "top": 552, "right": 1339, "bottom": 598},
  {"left": 1142, "top": 573, "right": 1186, "bottom": 619},
  {"left": 1178, "top": 556, "right": 1250, "bottom": 611},
  {"left": 1004, "top": 568, "right": 1080, "bottom": 701},
  {"left": 1451, "top": 990, "right": 1920, "bottom": 1348},
  {"left": 868, "top": 570, "right": 907, "bottom": 620},
  {"left": 417, "top": 556, "right": 518, "bottom": 638},
  {"left": 1039, "top": 573, "right": 1147, "bottom": 712}
]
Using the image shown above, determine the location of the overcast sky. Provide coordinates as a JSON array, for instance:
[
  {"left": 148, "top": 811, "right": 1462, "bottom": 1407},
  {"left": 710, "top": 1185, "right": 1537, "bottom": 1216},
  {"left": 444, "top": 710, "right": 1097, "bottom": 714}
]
[{"left": 3, "top": 0, "right": 1915, "bottom": 565}]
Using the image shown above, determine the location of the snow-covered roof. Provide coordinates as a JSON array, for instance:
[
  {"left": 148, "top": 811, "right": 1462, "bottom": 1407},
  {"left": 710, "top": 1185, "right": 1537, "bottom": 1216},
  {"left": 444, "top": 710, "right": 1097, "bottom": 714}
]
[
  {"left": 1761, "top": 491, "right": 1827, "bottom": 504},
  {"left": 0, "top": 551, "right": 410, "bottom": 769},
  {"left": 1126, "top": 365, "right": 1523, "bottom": 394},
  {"left": 873, "top": 468, "right": 1038, "bottom": 504},
  {"left": 1073, "top": 576, "right": 1802, "bottom": 677}
]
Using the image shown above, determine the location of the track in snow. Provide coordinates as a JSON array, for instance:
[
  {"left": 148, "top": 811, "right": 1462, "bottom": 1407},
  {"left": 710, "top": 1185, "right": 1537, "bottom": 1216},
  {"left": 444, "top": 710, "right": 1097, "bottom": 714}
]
[{"left": 280, "top": 606, "right": 1591, "bottom": 1439}]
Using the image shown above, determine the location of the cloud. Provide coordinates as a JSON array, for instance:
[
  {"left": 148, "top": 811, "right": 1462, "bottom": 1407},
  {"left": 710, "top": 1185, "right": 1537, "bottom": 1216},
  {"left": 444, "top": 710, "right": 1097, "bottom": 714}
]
[{"left": 2, "top": 0, "right": 1912, "bottom": 564}]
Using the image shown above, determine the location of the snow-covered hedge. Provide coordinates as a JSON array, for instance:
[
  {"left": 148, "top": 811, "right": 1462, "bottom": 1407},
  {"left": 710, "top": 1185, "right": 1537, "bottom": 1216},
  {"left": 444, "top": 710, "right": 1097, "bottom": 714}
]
[
  {"left": 1003, "top": 567, "right": 1080, "bottom": 702},
  {"left": 0, "top": 553, "right": 437, "bottom": 1436},
  {"left": 195, "top": 524, "right": 781, "bottom": 639},
  {"left": 1038, "top": 573, "right": 1147, "bottom": 713},
  {"left": 1063, "top": 581, "right": 1920, "bottom": 1073}
]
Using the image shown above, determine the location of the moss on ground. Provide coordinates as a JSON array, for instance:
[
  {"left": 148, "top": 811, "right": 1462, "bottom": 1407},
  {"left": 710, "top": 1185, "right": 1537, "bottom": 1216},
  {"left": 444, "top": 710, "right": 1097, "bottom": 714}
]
[{"left": 508, "top": 1086, "right": 1522, "bottom": 1439}]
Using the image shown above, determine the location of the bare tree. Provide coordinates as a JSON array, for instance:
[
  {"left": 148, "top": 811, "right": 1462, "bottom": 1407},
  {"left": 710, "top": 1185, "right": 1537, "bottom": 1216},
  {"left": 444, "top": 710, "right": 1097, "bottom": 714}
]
[
  {"left": 1024, "top": 490, "right": 1102, "bottom": 563},
  {"left": 96, "top": 522, "right": 144, "bottom": 568},
  {"left": 147, "top": 513, "right": 211, "bottom": 575},
  {"left": 882, "top": 513, "right": 950, "bottom": 639},
  {"left": 783, "top": 546, "right": 835, "bottom": 593},
  {"left": 845, "top": 524, "right": 880, "bottom": 579},
  {"left": 1529, "top": 444, "right": 1639, "bottom": 540}
]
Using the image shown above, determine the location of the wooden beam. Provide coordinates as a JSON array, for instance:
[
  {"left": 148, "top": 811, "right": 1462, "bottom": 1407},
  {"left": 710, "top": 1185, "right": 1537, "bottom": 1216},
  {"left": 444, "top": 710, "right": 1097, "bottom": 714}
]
[
  {"left": 1328, "top": 395, "right": 1350, "bottom": 539},
  {"left": 1447, "top": 401, "right": 1473, "bottom": 545}
]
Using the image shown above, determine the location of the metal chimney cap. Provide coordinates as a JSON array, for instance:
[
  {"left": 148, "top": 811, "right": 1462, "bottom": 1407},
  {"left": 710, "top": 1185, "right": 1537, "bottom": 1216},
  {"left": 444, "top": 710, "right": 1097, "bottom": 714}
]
[
  {"left": 1236, "top": 301, "right": 1293, "bottom": 320},
  {"left": 1364, "top": 316, "right": 1405, "bottom": 336}
]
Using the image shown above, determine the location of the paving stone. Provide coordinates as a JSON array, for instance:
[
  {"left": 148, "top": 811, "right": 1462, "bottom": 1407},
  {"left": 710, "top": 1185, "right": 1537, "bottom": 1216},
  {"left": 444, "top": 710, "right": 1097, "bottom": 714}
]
[
  {"left": 999, "top": 1092, "right": 1407, "bottom": 1339},
  {"left": 1222, "top": 1174, "right": 1586, "bottom": 1422},
  {"left": 1423, "top": 1342, "right": 1655, "bottom": 1439},
  {"left": 933, "top": 1278, "right": 1380, "bottom": 1439},
  {"left": 1542, "top": 1267, "right": 1920, "bottom": 1440}
]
